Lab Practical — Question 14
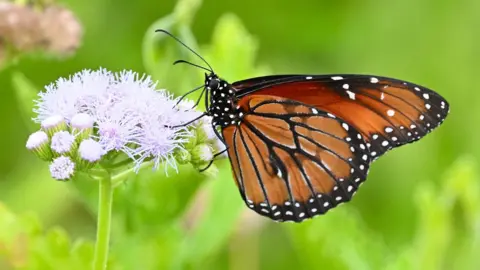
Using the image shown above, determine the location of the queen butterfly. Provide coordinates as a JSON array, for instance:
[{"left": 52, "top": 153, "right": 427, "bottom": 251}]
[{"left": 157, "top": 30, "right": 450, "bottom": 222}]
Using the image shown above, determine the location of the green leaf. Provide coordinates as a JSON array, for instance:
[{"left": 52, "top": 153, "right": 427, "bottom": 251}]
[
  {"left": 202, "top": 13, "right": 270, "bottom": 80},
  {"left": 141, "top": 16, "right": 201, "bottom": 97},
  {"left": 11, "top": 71, "right": 39, "bottom": 132}
]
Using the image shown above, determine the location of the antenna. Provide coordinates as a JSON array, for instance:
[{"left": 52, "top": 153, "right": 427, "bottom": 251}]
[
  {"left": 173, "top": 60, "right": 211, "bottom": 72},
  {"left": 156, "top": 29, "right": 214, "bottom": 72}
]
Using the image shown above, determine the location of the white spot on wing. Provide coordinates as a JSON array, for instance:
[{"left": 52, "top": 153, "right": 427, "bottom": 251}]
[
  {"left": 370, "top": 77, "right": 379, "bottom": 83},
  {"left": 332, "top": 76, "right": 343, "bottom": 80},
  {"left": 346, "top": 90, "right": 356, "bottom": 100},
  {"left": 387, "top": 109, "right": 395, "bottom": 116}
]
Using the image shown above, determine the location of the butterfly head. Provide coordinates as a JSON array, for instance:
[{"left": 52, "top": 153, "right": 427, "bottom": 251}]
[{"left": 204, "top": 73, "right": 241, "bottom": 127}]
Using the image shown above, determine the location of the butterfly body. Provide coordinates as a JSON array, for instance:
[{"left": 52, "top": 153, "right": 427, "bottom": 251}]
[{"left": 206, "top": 74, "right": 243, "bottom": 128}]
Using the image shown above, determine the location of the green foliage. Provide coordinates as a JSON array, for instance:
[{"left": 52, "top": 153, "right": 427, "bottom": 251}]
[
  {"left": 0, "top": 203, "right": 96, "bottom": 270},
  {"left": 1, "top": 0, "right": 479, "bottom": 269}
]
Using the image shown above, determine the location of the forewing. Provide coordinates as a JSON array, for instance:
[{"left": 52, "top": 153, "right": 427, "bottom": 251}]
[{"left": 233, "top": 74, "right": 449, "bottom": 159}]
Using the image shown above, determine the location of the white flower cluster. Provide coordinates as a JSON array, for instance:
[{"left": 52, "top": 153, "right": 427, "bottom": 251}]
[{"left": 27, "top": 68, "right": 206, "bottom": 180}]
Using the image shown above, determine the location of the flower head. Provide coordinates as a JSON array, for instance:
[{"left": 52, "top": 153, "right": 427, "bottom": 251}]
[
  {"left": 26, "top": 131, "right": 52, "bottom": 160},
  {"left": 29, "top": 68, "right": 210, "bottom": 179},
  {"left": 34, "top": 69, "right": 115, "bottom": 123},
  {"left": 79, "top": 139, "right": 105, "bottom": 162},
  {"left": 51, "top": 131, "right": 76, "bottom": 155},
  {"left": 49, "top": 156, "right": 75, "bottom": 180}
]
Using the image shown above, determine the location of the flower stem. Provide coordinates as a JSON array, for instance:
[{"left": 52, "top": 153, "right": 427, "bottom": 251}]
[
  {"left": 93, "top": 175, "right": 114, "bottom": 270},
  {"left": 111, "top": 161, "right": 154, "bottom": 188}
]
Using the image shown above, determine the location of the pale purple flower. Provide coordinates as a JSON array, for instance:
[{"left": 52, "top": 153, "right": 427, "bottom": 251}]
[
  {"left": 94, "top": 103, "right": 142, "bottom": 154},
  {"left": 71, "top": 113, "right": 94, "bottom": 130},
  {"left": 34, "top": 69, "right": 115, "bottom": 123},
  {"left": 51, "top": 131, "right": 75, "bottom": 154},
  {"left": 33, "top": 68, "right": 205, "bottom": 173},
  {"left": 41, "top": 115, "right": 65, "bottom": 130},
  {"left": 49, "top": 156, "right": 75, "bottom": 180},
  {"left": 79, "top": 139, "right": 105, "bottom": 162},
  {"left": 26, "top": 131, "right": 49, "bottom": 150}
]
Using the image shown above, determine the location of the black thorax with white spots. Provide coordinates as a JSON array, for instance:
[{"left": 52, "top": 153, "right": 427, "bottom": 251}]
[{"left": 205, "top": 74, "right": 242, "bottom": 127}]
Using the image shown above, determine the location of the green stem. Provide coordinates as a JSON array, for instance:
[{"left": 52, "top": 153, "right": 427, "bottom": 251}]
[
  {"left": 93, "top": 175, "right": 114, "bottom": 270},
  {"left": 111, "top": 161, "right": 154, "bottom": 188}
]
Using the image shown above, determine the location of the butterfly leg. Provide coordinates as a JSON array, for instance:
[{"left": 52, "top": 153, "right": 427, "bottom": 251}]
[
  {"left": 199, "top": 148, "right": 229, "bottom": 172},
  {"left": 165, "top": 113, "right": 207, "bottom": 128},
  {"left": 174, "top": 85, "right": 204, "bottom": 107},
  {"left": 190, "top": 87, "right": 207, "bottom": 109}
]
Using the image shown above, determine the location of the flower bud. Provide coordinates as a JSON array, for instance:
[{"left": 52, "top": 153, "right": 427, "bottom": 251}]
[
  {"left": 191, "top": 143, "right": 214, "bottom": 165},
  {"left": 41, "top": 115, "right": 67, "bottom": 137},
  {"left": 183, "top": 130, "right": 197, "bottom": 151},
  {"left": 175, "top": 148, "right": 191, "bottom": 165},
  {"left": 26, "top": 131, "right": 52, "bottom": 160},
  {"left": 196, "top": 118, "right": 217, "bottom": 143},
  {"left": 49, "top": 156, "right": 75, "bottom": 181},
  {"left": 51, "top": 131, "right": 76, "bottom": 156},
  {"left": 77, "top": 139, "right": 105, "bottom": 169},
  {"left": 71, "top": 113, "right": 93, "bottom": 141}
]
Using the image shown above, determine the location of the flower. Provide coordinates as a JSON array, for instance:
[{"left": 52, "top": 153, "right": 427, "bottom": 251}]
[
  {"left": 49, "top": 156, "right": 75, "bottom": 181},
  {"left": 34, "top": 68, "right": 115, "bottom": 123},
  {"left": 51, "top": 131, "right": 76, "bottom": 155},
  {"left": 71, "top": 113, "right": 94, "bottom": 140},
  {"left": 29, "top": 68, "right": 210, "bottom": 178},
  {"left": 26, "top": 131, "right": 52, "bottom": 160},
  {"left": 78, "top": 139, "right": 106, "bottom": 168},
  {"left": 41, "top": 115, "right": 67, "bottom": 137}
]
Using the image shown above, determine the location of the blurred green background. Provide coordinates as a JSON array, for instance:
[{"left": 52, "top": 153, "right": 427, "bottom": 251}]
[{"left": 1, "top": 0, "right": 479, "bottom": 269}]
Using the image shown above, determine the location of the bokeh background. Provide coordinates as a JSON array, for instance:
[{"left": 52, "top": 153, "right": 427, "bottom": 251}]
[{"left": 1, "top": 0, "right": 479, "bottom": 269}]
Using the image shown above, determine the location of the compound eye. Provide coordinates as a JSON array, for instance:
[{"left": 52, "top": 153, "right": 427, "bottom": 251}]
[{"left": 208, "top": 79, "right": 219, "bottom": 89}]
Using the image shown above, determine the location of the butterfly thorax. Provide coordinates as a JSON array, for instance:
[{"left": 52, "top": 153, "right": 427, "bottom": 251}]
[{"left": 205, "top": 74, "right": 242, "bottom": 128}]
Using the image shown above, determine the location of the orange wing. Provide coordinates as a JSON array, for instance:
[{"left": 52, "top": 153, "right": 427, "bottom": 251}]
[
  {"left": 222, "top": 95, "right": 371, "bottom": 222},
  {"left": 233, "top": 75, "right": 450, "bottom": 159}
]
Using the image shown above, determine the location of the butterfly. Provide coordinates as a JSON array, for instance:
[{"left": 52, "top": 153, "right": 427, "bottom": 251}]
[{"left": 157, "top": 30, "right": 450, "bottom": 222}]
